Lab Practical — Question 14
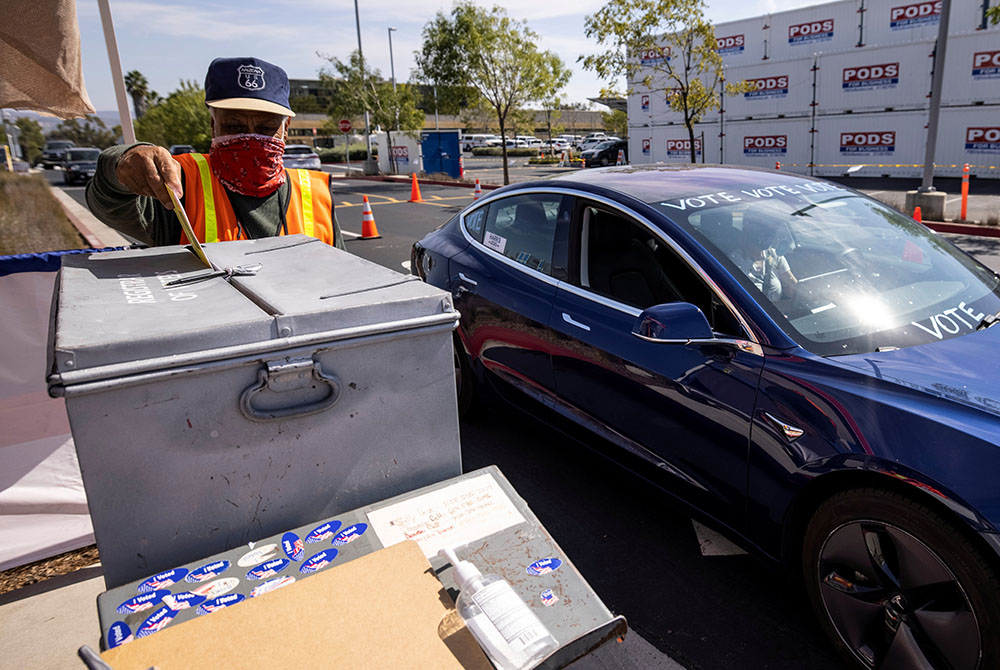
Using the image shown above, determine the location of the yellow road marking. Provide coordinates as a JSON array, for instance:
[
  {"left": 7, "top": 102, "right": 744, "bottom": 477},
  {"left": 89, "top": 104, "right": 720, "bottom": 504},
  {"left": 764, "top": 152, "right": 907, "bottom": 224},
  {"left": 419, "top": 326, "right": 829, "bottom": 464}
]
[{"left": 336, "top": 194, "right": 473, "bottom": 208}]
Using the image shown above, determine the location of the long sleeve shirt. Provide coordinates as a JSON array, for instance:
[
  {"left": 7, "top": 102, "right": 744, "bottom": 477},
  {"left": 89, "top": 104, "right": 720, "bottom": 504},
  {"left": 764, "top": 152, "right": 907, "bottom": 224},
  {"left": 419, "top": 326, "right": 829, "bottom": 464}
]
[{"left": 85, "top": 143, "right": 345, "bottom": 249}]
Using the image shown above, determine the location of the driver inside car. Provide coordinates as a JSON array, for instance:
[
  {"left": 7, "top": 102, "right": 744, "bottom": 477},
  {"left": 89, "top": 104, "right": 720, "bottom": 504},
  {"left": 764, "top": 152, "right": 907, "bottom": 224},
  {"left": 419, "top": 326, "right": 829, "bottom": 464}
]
[{"left": 730, "top": 211, "right": 798, "bottom": 301}]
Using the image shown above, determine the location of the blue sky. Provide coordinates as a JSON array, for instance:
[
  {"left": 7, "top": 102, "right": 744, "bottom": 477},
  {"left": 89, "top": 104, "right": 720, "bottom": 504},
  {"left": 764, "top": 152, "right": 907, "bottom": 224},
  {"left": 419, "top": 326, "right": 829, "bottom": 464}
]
[{"left": 75, "top": 0, "right": 817, "bottom": 112}]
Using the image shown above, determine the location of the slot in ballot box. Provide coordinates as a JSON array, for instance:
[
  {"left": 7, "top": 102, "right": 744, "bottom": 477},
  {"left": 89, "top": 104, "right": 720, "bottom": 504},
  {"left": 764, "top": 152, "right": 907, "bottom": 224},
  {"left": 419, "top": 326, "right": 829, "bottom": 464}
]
[
  {"left": 47, "top": 236, "right": 462, "bottom": 588},
  {"left": 96, "top": 466, "right": 627, "bottom": 669}
]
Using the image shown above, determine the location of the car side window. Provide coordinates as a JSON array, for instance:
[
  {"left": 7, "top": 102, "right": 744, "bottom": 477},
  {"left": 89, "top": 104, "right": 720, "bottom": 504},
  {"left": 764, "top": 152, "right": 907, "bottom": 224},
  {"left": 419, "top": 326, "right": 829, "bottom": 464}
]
[
  {"left": 479, "top": 194, "right": 567, "bottom": 276},
  {"left": 574, "top": 203, "right": 744, "bottom": 337},
  {"left": 463, "top": 205, "right": 488, "bottom": 243}
]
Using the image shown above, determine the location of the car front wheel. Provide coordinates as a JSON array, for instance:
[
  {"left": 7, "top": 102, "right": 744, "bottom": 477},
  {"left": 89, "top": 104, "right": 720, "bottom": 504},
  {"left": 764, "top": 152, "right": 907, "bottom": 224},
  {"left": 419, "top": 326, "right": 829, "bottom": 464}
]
[{"left": 802, "top": 488, "right": 1000, "bottom": 670}]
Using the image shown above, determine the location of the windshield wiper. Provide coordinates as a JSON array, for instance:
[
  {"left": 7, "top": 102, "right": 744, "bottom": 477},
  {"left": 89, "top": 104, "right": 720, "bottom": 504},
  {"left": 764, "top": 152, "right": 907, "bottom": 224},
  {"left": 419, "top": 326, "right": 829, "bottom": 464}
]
[{"left": 976, "top": 312, "right": 1000, "bottom": 330}]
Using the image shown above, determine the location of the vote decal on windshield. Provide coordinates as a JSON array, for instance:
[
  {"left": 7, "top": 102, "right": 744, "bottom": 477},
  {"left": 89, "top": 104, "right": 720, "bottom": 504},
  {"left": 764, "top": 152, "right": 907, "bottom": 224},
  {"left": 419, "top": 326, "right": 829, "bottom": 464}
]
[{"left": 659, "top": 181, "right": 845, "bottom": 211}]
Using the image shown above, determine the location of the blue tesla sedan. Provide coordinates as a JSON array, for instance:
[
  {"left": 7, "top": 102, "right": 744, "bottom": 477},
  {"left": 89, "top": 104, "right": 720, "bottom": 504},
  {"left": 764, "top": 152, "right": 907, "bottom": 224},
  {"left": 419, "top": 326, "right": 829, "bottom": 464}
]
[{"left": 412, "top": 165, "right": 1000, "bottom": 670}]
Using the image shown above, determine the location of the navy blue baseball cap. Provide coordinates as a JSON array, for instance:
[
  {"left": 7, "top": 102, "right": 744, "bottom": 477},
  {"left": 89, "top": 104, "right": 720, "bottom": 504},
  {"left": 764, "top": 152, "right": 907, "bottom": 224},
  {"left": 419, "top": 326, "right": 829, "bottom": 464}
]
[{"left": 204, "top": 57, "right": 295, "bottom": 117}]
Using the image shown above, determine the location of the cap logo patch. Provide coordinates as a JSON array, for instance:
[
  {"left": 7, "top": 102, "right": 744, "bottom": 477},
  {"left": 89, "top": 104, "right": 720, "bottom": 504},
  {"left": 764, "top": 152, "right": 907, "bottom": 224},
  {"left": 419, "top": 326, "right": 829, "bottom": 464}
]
[{"left": 237, "top": 65, "right": 265, "bottom": 91}]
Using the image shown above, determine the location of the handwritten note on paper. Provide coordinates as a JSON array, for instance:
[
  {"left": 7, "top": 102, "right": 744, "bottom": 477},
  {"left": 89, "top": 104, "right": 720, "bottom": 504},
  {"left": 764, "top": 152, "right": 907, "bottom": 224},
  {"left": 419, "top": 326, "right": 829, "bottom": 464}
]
[{"left": 367, "top": 474, "right": 527, "bottom": 558}]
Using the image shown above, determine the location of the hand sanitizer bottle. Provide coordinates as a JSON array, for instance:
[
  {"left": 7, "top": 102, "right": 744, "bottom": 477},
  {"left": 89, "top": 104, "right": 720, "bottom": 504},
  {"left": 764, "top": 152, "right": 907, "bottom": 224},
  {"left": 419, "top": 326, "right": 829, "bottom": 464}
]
[{"left": 442, "top": 547, "right": 558, "bottom": 670}]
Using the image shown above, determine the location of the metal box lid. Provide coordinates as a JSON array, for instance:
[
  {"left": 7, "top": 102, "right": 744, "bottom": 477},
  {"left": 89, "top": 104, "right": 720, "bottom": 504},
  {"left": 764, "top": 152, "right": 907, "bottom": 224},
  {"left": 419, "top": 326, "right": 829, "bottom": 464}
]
[{"left": 49, "top": 236, "right": 453, "bottom": 381}]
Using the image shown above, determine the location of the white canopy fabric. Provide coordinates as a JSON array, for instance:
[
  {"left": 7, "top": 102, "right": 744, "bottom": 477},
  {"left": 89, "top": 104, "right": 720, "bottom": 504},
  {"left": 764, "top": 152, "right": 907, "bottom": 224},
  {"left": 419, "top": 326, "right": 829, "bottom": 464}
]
[
  {"left": 0, "top": 0, "right": 95, "bottom": 118},
  {"left": 0, "top": 267, "right": 93, "bottom": 571}
]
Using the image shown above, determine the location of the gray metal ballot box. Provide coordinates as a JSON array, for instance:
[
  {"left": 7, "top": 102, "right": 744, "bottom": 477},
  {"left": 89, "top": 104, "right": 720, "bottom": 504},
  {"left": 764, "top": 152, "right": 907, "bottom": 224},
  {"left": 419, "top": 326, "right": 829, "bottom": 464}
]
[
  {"left": 97, "top": 466, "right": 627, "bottom": 667},
  {"left": 48, "top": 236, "right": 462, "bottom": 588}
]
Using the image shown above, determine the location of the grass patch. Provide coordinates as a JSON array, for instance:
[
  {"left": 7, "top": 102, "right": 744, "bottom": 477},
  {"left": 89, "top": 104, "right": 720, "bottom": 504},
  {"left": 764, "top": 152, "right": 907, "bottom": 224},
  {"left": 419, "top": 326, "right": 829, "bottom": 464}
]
[{"left": 0, "top": 172, "right": 85, "bottom": 256}]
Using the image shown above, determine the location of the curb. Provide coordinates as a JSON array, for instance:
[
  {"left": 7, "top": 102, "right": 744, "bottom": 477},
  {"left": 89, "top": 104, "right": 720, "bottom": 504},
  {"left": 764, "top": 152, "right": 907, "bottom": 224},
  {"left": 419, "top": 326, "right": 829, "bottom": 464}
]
[
  {"left": 48, "top": 185, "right": 131, "bottom": 248},
  {"left": 923, "top": 221, "right": 1000, "bottom": 238},
  {"left": 331, "top": 174, "right": 502, "bottom": 190}
]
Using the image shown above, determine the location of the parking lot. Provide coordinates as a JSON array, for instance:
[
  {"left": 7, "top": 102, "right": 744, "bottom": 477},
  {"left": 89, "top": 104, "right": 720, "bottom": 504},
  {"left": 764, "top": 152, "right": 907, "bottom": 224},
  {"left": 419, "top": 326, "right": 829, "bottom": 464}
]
[{"left": 46, "top": 170, "right": 1000, "bottom": 669}]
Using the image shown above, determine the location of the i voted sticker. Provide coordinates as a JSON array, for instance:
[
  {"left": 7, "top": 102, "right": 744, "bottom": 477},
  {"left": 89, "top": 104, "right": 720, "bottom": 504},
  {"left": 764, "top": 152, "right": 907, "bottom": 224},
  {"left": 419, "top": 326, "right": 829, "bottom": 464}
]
[
  {"left": 331, "top": 523, "right": 367, "bottom": 546},
  {"left": 186, "top": 560, "right": 231, "bottom": 583},
  {"left": 300, "top": 549, "right": 338, "bottom": 574},
  {"left": 106, "top": 621, "right": 133, "bottom": 649},
  {"left": 305, "top": 521, "right": 342, "bottom": 544},
  {"left": 162, "top": 592, "right": 206, "bottom": 611},
  {"left": 136, "top": 606, "right": 178, "bottom": 638},
  {"left": 237, "top": 543, "right": 279, "bottom": 567},
  {"left": 282, "top": 532, "right": 305, "bottom": 561},
  {"left": 540, "top": 588, "right": 559, "bottom": 606},
  {"left": 197, "top": 593, "right": 245, "bottom": 615},
  {"left": 116, "top": 589, "right": 169, "bottom": 615},
  {"left": 189, "top": 577, "right": 240, "bottom": 599},
  {"left": 526, "top": 558, "right": 562, "bottom": 575},
  {"left": 246, "top": 558, "right": 290, "bottom": 581},
  {"left": 137, "top": 568, "right": 188, "bottom": 593},
  {"left": 250, "top": 575, "right": 295, "bottom": 598}
]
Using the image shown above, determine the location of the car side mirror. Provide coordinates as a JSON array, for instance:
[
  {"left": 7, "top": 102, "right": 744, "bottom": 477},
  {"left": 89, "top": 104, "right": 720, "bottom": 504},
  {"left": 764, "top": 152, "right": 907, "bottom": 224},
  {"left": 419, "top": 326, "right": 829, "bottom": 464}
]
[{"left": 632, "top": 302, "right": 713, "bottom": 342}]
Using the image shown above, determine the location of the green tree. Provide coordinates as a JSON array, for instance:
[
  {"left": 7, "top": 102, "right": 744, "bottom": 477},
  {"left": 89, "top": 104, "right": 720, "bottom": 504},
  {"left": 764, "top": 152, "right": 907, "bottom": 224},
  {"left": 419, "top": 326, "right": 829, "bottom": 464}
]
[
  {"left": 16, "top": 117, "right": 45, "bottom": 165},
  {"left": 601, "top": 108, "right": 628, "bottom": 139},
  {"left": 541, "top": 98, "right": 565, "bottom": 141},
  {"left": 124, "top": 70, "right": 150, "bottom": 119},
  {"left": 320, "top": 51, "right": 424, "bottom": 173},
  {"left": 987, "top": 5, "right": 999, "bottom": 24},
  {"left": 134, "top": 81, "right": 212, "bottom": 152},
  {"left": 583, "top": 0, "right": 750, "bottom": 161},
  {"left": 416, "top": 2, "right": 570, "bottom": 184},
  {"left": 48, "top": 116, "right": 119, "bottom": 149}
]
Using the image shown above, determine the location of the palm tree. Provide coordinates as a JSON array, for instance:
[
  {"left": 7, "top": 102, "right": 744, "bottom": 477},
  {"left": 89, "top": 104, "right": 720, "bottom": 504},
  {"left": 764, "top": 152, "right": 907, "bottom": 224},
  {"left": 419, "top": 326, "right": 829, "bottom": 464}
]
[{"left": 124, "top": 70, "right": 149, "bottom": 119}]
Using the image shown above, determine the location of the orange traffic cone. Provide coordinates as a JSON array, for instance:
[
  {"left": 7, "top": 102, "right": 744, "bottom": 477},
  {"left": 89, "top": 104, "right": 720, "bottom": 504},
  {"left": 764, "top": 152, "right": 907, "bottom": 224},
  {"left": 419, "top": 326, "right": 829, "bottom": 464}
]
[
  {"left": 360, "top": 195, "right": 381, "bottom": 239},
  {"left": 913, "top": 206, "right": 922, "bottom": 223},
  {"left": 474, "top": 178, "right": 482, "bottom": 200},
  {"left": 408, "top": 173, "right": 424, "bottom": 203},
  {"left": 616, "top": 149, "right": 626, "bottom": 166}
]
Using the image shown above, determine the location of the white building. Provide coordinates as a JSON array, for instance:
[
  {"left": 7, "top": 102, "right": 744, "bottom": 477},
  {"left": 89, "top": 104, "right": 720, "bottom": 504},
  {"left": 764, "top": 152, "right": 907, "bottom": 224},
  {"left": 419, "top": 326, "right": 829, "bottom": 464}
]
[{"left": 627, "top": 0, "right": 1000, "bottom": 178}]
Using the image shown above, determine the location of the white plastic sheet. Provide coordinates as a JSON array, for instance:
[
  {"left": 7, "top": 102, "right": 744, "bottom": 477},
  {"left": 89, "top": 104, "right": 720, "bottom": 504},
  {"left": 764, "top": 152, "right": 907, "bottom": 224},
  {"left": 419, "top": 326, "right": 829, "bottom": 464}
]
[{"left": 0, "top": 268, "right": 93, "bottom": 571}]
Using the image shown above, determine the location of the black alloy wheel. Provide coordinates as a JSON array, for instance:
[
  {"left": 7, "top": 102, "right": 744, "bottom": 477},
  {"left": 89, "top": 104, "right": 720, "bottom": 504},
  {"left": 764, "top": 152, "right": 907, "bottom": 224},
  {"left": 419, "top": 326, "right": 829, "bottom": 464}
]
[{"left": 803, "top": 489, "right": 1000, "bottom": 670}]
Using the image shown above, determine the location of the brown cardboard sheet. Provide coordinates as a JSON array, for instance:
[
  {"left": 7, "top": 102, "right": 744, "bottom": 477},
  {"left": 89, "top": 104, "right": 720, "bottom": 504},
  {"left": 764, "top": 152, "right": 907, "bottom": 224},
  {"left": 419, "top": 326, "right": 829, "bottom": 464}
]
[{"left": 101, "top": 541, "right": 490, "bottom": 669}]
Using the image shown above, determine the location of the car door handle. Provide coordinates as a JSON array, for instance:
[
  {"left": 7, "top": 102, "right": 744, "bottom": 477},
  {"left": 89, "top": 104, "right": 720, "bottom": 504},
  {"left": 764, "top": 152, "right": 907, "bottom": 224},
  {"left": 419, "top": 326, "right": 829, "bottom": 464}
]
[
  {"left": 458, "top": 272, "right": 478, "bottom": 286},
  {"left": 562, "top": 312, "right": 591, "bottom": 331}
]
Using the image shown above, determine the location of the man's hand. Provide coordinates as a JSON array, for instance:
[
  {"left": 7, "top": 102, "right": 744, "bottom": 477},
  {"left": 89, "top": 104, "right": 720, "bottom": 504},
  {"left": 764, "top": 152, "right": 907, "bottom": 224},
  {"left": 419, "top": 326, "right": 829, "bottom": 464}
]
[{"left": 115, "top": 145, "right": 184, "bottom": 209}]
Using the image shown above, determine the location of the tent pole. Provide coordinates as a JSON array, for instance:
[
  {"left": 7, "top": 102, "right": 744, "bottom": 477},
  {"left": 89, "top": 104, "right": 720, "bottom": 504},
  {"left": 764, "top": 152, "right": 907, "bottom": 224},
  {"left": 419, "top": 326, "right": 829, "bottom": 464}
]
[{"left": 96, "top": 0, "right": 136, "bottom": 144}]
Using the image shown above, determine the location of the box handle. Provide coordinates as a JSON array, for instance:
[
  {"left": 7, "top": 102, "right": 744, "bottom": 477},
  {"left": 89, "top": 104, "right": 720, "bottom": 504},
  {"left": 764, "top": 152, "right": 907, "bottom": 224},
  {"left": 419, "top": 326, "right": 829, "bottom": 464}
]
[{"left": 240, "top": 358, "right": 340, "bottom": 422}]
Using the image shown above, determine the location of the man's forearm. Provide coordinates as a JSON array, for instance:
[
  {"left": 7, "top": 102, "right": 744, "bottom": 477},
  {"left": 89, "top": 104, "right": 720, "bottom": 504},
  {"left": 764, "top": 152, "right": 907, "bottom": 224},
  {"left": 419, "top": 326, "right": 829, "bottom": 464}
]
[{"left": 85, "top": 143, "right": 159, "bottom": 245}]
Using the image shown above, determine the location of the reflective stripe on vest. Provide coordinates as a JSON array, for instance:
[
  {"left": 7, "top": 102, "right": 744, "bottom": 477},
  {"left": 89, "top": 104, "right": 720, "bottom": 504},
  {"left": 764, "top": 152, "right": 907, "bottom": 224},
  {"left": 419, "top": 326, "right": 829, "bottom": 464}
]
[
  {"left": 295, "top": 169, "right": 314, "bottom": 238},
  {"left": 190, "top": 153, "right": 218, "bottom": 242}
]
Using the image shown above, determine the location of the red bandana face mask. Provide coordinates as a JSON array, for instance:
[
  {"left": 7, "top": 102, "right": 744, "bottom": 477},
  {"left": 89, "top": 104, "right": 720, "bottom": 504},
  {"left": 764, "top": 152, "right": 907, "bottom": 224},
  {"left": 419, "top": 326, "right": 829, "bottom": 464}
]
[{"left": 209, "top": 133, "right": 286, "bottom": 197}]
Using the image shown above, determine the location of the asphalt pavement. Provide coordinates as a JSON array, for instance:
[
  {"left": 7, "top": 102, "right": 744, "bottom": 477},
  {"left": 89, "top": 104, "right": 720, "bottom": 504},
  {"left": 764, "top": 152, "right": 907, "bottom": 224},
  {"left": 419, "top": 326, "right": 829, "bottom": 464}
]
[{"left": 43, "top": 169, "right": 1000, "bottom": 669}]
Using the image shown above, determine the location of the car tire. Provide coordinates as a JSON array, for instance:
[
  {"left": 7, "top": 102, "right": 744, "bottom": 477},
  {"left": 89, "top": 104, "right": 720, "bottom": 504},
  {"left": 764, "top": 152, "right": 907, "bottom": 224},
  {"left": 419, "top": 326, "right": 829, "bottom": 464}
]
[
  {"left": 802, "top": 488, "right": 1000, "bottom": 670},
  {"left": 601, "top": 157, "right": 609, "bottom": 167},
  {"left": 453, "top": 334, "right": 478, "bottom": 418}
]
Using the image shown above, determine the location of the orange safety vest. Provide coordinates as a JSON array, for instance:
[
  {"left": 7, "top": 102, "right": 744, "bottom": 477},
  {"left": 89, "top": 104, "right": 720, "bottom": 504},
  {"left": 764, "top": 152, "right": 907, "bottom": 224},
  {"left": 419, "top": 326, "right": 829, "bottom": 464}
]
[{"left": 173, "top": 153, "right": 335, "bottom": 245}]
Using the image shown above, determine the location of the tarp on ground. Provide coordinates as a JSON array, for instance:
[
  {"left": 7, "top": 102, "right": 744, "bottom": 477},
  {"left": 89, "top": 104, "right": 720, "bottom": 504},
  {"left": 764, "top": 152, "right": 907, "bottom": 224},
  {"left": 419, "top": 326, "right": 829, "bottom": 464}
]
[{"left": 0, "top": 249, "right": 110, "bottom": 571}]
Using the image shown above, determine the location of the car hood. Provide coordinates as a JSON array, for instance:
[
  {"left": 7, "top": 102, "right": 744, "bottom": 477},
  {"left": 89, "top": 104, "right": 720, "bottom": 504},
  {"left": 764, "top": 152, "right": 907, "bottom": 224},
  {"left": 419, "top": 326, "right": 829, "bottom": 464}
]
[{"left": 836, "top": 325, "right": 1000, "bottom": 419}]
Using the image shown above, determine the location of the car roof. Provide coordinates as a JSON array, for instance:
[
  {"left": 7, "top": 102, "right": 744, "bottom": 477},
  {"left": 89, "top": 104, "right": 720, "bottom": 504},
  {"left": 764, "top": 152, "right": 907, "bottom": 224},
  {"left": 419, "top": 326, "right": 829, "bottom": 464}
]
[
  {"left": 548, "top": 164, "right": 814, "bottom": 203},
  {"left": 284, "top": 144, "right": 315, "bottom": 150}
]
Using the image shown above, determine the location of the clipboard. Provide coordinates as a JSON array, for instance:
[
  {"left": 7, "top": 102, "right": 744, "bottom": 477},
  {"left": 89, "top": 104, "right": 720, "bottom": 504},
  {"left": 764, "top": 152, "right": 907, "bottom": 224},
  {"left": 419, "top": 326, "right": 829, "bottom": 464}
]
[{"left": 167, "top": 186, "right": 212, "bottom": 268}]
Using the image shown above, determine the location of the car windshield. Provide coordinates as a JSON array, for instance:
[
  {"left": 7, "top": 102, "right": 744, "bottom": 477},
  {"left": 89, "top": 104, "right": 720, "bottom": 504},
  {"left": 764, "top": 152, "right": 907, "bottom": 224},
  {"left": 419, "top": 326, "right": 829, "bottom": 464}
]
[
  {"left": 284, "top": 147, "right": 314, "bottom": 155},
  {"left": 67, "top": 149, "right": 100, "bottom": 161},
  {"left": 47, "top": 141, "right": 74, "bottom": 150},
  {"left": 594, "top": 141, "right": 615, "bottom": 150},
  {"left": 651, "top": 179, "right": 1000, "bottom": 356}
]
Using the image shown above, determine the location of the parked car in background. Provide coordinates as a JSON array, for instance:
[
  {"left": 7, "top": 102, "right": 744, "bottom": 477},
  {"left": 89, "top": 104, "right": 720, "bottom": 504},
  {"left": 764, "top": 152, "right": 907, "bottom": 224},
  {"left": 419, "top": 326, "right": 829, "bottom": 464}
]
[
  {"left": 546, "top": 139, "right": 572, "bottom": 152},
  {"left": 463, "top": 134, "right": 499, "bottom": 152},
  {"left": 578, "top": 136, "right": 621, "bottom": 154},
  {"left": 282, "top": 144, "right": 322, "bottom": 169},
  {"left": 62, "top": 147, "right": 101, "bottom": 185},
  {"left": 412, "top": 164, "right": 1000, "bottom": 670},
  {"left": 168, "top": 144, "right": 196, "bottom": 155},
  {"left": 582, "top": 139, "right": 628, "bottom": 167},
  {"left": 41, "top": 140, "right": 75, "bottom": 169}
]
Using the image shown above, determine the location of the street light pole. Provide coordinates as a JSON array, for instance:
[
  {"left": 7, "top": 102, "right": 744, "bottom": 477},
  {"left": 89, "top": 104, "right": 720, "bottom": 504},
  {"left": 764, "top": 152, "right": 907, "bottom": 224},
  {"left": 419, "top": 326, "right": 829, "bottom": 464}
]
[
  {"left": 919, "top": 0, "right": 951, "bottom": 192},
  {"left": 353, "top": 0, "right": 373, "bottom": 169},
  {"left": 388, "top": 27, "right": 399, "bottom": 132}
]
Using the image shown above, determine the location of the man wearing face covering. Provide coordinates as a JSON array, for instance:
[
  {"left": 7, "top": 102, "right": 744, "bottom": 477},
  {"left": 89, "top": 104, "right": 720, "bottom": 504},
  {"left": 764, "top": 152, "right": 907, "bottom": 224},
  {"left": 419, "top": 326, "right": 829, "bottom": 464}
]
[{"left": 86, "top": 57, "right": 345, "bottom": 249}]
